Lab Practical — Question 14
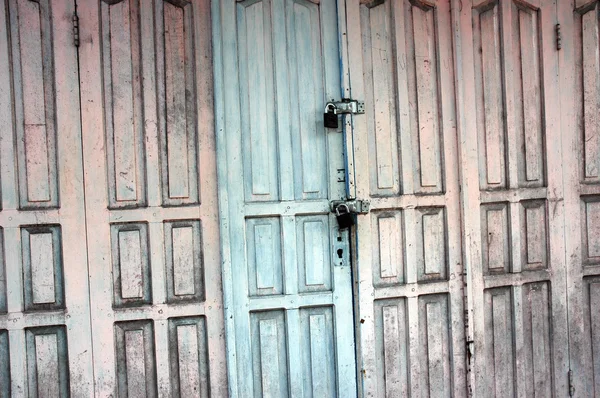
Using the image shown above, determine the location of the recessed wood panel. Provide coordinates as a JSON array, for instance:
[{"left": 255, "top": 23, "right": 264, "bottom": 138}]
[
  {"left": 246, "top": 217, "right": 283, "bottom": 296},
  {"left": 520, "top": 200, "right": 548, "bottom": 270},
  {"left": 250, "top": 310, "right": 289, "bottom": 398},
  {"left": 26, "top": 326, "right": 70, "bottom": 398},
  {"left": 111, "top": 223, "right": 152, "bottom": 307},
  {"left": 405, "top": 0, "right": 444, "bottom": 194},
  {"left": 583, "top": 197, "right": 600, "bottom": 265},
  {"left": 8, "top": 0, "right": 59, "bottom": 209},
  {"left": 520, "top": 282, "right": 553, "bottom": 396},
  {"left": 296, "top": 215, "right": 331, "bottom": 293},
  {"left": 21, "top": 225, "right": 64, "bottom": 311},
  {"left": 158, "top": 0, "right": 199, "bottom": 206},
  {"left": 419, "top": 294, "right": 451, "bottom": 397},
  {"left": 416, "top": 207, "right": 447, "bottom": 282},
  {"left": 511, "top": 1, "right": 546, "bottom": 188},
  {"left": 168, "top": 317, "right": 210, "bottom": 398},
  {"left": 361, "top": 0, "right": 401, "bottom": 196},
  {"left": 237, "top": 0, "right": 329, "bottom": 202},
  {"left": 481, "top": 203, "right": 511, "bottom": 274},
  {"left": 0, "top": 330, "right": 9, "bottom": 398},
  {"left": 585, "top": 277, "right": 600, "bottom": 396},
  {"left": 288, "top": 0, "right": 328, "bottom": 199},
  {"left": 0, "top": 230, "right": 6, "bottom": 314},
  {"left": 300, "top": 307, "right": 336, "bottom": 398},
  {"left": 237, "top": 0, "right": 279, "bottom": 202},
  {"left": 374, "top": 299, "right": 409, "bottom": 397},
  {"left": 101, "top": 0, "right": 147, "bottom": 208},
  {"left": 576, "top": 3, "right": 600, "bottom": 183},
  {"left": 483, "top": 287, "right": 515, "bottom": 397},
  {"left": 372, "top": 211, "right": 405, "bottom": 287},
  {"left": 115, "top": 320, "right": 157, "bottom": 398},
  {"left": 165, "top": 220, "right": 204, "bottom": 303},
  {"left": 473, "top": 1, "right": 507, "bottom": 190}
]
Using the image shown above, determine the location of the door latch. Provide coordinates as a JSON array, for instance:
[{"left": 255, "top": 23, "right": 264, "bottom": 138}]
[
  {"left": 324, "top": 99, "right": 365, "bottom": 129},
  {"left": 331, "top": 200, "right": 370, "bottom": 229}
]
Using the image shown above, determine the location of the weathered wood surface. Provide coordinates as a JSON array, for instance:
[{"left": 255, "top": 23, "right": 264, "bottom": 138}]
[
  {"left": 561, "top": 0, "right": 600, "bottom": 396},
  {"left": 78, "top": 0, "right": 227, "bottom": 396},
  {"left": 0, "top": 0, "right": 94, "bottom": 395},
  {"left": 214, "top": 0, "right": 357, "bottom": 396},
  {"left": 347, "top": 1, "right": 467, "bottom": 396},
  {"left": 458, "top": 0, "right": 569, "bottom": 396}
]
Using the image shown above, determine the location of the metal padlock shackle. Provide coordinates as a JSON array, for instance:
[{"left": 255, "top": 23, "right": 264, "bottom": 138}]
[
  {"left": 325, "top": 103, "right": 337, "bottom": 114},
  {"left": 335, "top": 203, "right": 350, "bottom": 217}
]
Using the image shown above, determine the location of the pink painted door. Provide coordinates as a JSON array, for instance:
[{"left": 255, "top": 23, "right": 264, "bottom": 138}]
[
  {"left": 77, "top": 0, "right": 227, "bottom": 396},
  {"left": 347, "top": 0, "right": 573, "bottom": 397},
  {"left": 560, "top": 0, "right": 600, "bottom": 396},
  {"left": 0, "top": 0, "right": 95, "bottom": 395},
  {"left": 457, "top": 0, "right": 569, "bottom": 396},
  {"left": 346, "top": 1, "right": 467, "bottom": 396}
]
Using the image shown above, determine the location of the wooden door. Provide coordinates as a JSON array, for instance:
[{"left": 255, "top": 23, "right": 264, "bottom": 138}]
[
  {"left": 0, "top": 0, "right": 95, "bottom": 396},
  {"left": 213, "top": 0, "right": 357, "bottom": 396},
  {"left": 457, "top": 0, "right": 570, "bottom": 396},
  {"left": 77, "top": 0, "right": 227, "bottom": 396},
  {"left": 560, "top": 0, "right": 600, "bottom": 396},
  {"left": 346, "top": 1, "right": 467, "bottom": 396}
]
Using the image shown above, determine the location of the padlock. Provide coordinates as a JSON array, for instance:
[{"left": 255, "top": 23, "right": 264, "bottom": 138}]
[
  {"left": 335, "top": 203, "right": 355, "bottom": 229},
  {"left": 324, "top": 104, "right": 338, "bottom": 129}
]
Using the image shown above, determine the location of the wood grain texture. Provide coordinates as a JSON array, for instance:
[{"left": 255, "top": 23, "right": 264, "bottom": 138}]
[
  {"left": 481, "top": 203, "right": 511, "bottom": 274},
  {"left": 158, "top": 0, "right": 200, "bottom": 206},
  {"left": 26, "top": 326, "right": 70, "bottom": 398},
  {"left": 21, "top": 226, "right": 64, "bottom": 311},
  {"left": 168, "top": 317, "right": 210, "bottom": 398},
  {"left": 8, "top": 0, "right": 59, "bottom": 209},
  {"left": 165, "top": 220, "right": 204, "bottom": 303},
  {"left": 101, "top": 0, "right": 147, "bottom": 208},
  {"left": 214, "top": 0, "right": 357, "bottom": 395},
  {"left": 0, "top": 330, "right": 9, "bottom": 398},
  {"left": 115, "top": 320, "right": 158, "bottom": 398},
  {"left": 372, "top": 211, "right": 405, "bottom": 287},
  {"left": 461, "top": 0, "right": 570, "bottom": 395},
  {"left": 483, "top": 288, "right": 515, "bottom": 397},
  {"left": 349, "top": 1, "right": 466, "bottom": 396},
  {"left": 374, "top": 299, "right": 409, "bottom": 397},
  {"left": 561, "top": 2, "right": 600, "bottom": 395},
  {"left": 111, "top": 223, "right": 152, "bottom": 307},
  {"left": 79, "top": 0, "right": 227, "bottom": 394}
]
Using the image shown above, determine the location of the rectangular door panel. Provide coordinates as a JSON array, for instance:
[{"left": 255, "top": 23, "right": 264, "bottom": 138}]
[
  {"left": 346, "top": 0, "right": 467, "bottom": 396},
  {"left": 0, "top": 0, "right": 94, "bottom": 395},
  {"left": 78, "top": 0, "right": 228, "bottom": 396},
  {"left": 457, "top": 0, "right": 569, "bottom": 395},
  {"left": 213, "top": 0, "right": 357, "bottom": 396}
]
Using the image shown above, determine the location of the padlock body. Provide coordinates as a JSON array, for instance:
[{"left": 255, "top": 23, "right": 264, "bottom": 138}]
[
  {"left": 324, "top": 111, "right": 338, "bottom": 128},
  {"left": 336, "top": 213, "right": 355, "bottom": 229}
]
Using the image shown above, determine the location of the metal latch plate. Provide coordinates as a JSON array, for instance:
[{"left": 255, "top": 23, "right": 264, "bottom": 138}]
[
  {"left": 330, "top": 200, "right": 370, "bottom": 214},
  {"left": 325, "top": 99, "right": 365, "bottom": 115}
]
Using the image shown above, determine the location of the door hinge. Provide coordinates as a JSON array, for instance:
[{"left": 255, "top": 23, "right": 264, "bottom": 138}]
[
  {"left": 72, "top": 10, "right": 80, "bottom": 47},
  {"left": 556, "top": 23, "right": 562, "bottom": 51},
  {"left": 568, "top": 370, "right": 575, "bottom": 396}
]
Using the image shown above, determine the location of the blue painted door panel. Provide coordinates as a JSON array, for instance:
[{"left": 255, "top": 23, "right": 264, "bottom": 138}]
[{"left": 213, "top": 0, "right": 357, "bottom": 396}]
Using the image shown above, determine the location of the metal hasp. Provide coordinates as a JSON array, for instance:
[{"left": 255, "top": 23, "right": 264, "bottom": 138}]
[
  {"left": 331, "top": 200, "right": 370, "bottom": 229},
  {"left": 325, "top": 99, "right": 365, "bottom": 115},
  {"left": 324, "top": 99, "right": 365, "bottom": 129}
]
